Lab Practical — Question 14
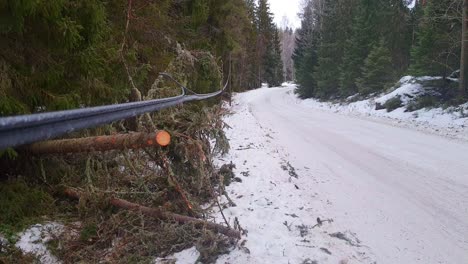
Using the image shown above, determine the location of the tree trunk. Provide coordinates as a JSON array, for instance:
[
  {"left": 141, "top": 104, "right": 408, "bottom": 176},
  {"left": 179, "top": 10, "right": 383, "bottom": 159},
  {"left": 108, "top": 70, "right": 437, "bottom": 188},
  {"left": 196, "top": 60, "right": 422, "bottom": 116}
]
[
  {"left": 460, "top": 0, "right": 468, "bottom": 98},
  {"left": 25, "top": 131, "right": 170, "bottom": 154}
]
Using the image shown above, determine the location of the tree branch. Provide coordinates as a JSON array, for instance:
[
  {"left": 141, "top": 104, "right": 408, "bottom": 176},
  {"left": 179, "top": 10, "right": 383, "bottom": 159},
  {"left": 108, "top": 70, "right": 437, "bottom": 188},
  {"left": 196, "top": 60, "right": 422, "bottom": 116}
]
[{"left": 64, "top": 188, "right": 241, "bottom": 239}]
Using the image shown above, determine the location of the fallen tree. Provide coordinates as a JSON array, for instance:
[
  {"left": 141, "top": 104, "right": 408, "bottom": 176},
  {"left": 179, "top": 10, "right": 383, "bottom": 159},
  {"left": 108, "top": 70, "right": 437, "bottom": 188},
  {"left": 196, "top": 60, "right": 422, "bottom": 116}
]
[{"left": 25, "top": 131, "right": 171, "bottom": 154}]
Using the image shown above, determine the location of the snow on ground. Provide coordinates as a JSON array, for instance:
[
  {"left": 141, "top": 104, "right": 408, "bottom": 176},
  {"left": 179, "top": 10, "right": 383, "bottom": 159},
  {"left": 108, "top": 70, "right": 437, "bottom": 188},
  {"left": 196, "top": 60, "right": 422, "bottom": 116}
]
[
  {"left": 163, "top": 88, "right": 377, "bottom": 264},
  {"left": 15, "top": 222, "right": 64, "bottom": 264},
  {"left": 211, "top": 89, "right": 377, "bottom": 264},
  {"left": 300, "top": 77, "right": 468, "bottom": 141},
  {"left": 166, "top": 84, "right": 468, "bottom": 264},
  {"left": 155, "top": 247, "right": 201, "bottom": 264},
  {"left": 0, "top": 235, "right": 8, "bottom": 253},
  {"left": 374, "top": 76, "right": 432, "bottom": 104}
]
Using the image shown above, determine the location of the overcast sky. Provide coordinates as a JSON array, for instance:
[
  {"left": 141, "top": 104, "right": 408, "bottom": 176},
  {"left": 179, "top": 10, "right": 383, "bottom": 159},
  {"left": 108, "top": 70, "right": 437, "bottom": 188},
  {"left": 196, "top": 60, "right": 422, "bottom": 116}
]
[
  {"left": 269, "top": 0, "right": 416, "bottom": 29},
  {"left": 269, "top": 0, "right": 302, "bottom": 29}
]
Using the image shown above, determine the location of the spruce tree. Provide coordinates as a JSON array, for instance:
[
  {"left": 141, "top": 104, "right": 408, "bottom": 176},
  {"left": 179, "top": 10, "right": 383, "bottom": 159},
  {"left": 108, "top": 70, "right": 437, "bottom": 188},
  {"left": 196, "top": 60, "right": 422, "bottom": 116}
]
[
  {"left": 293, "top": 0, "right": 318, "bottom": 98},
  {"left": 357, "top": 38, "right": 395, "bottom": 94},
  {"left": 296, "top": 47, "right": 319, "bottom": 98},
  {"left": 244, "top": 0, "right": 260, "bottom": 89},
  {"left": 269, "top": 27, "right": 284, "bottom": 86},
  {"left": 0, "top": 0, "right": 121, "bottom": 113},
  {"left": 263, "top": 28, "right": 283, "bottom": 86},
  {"left": 245, "top": 0, "right": 257, "bottom": 24},
  {"left": 314, "top": 0, "right": 344, "bottom": 98},
  {"left": 381, "top": 0, "right": 412, "bottom": 73},
  {"left": 339, "top": 0, "right": 379, "bottom": 96},
  {"left": 409, "top": 0, "right": 462, "bottom": 77},
  {"left": 256, "top": 0, "right": 283, "bottom": 86}
]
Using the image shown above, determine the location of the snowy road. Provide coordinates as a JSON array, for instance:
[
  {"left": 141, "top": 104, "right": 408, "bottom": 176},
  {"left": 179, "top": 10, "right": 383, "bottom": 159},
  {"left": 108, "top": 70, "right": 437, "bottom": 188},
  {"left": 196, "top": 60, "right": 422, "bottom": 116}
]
[{"left": 216, "top": 86, "right": 468, "bottom": 264}]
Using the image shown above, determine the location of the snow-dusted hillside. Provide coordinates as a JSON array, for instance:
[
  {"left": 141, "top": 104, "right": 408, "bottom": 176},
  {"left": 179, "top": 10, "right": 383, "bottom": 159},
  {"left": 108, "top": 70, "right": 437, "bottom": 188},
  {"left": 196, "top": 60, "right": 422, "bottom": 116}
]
[{"left": 300, "top": 76, "right": 468, "bottom": 141}]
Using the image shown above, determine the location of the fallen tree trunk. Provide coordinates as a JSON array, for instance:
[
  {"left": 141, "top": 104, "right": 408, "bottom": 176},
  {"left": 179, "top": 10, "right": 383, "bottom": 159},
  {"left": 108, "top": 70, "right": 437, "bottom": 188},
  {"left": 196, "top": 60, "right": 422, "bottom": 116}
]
[
  {"left": 64, "top": 188, "right": 241, "bottom": 239},
  {"left": 26, "top": 131, "right": 171, "bottom": 154}
]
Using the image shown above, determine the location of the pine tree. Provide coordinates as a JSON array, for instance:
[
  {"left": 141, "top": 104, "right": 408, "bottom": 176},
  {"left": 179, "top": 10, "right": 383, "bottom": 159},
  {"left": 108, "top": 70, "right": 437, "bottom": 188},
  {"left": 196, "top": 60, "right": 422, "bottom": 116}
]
[
  {"left": 243, "top": 0, "right": 260, "bottom": 89},
  {"left": 409, "top": 0, "right": 462, "bottom": 77},
  {"left": 293, "top": 0, "right": 318, "bottom": 98},
  {"left": 275, "top": 28, "right": 284, "bottom": 85},
  {"left": 314, "top": 0, "right": 350, "bottom": 98},
  {"left": 0, "top": 0, "right": 122, "bottom": 113},
  {"left": 409, "top": 0, "right": 425, "bottom": 53},
  {"left": 256, "top": 0, "right": 283, "bottom": 86},
  {"left": 296, "top": 46, "right": 319, "bottom": 98},
  {"left": 339, "top": 0, "right": 379, "bottom": 96},
  {"left": 263, "top": 29, "right": 283, "bottom": 86},
  {"left": 357, "top": 39, "right": 395, "bottom": 94},
  {"left": 381, "top": 0, "right": 412, "bottom": 73},
  {"left": 245, "top": 0, "right": 257, "bottom": 25},
  {"left": 0, "top": 0, "right": 262, "bottom": 114}
]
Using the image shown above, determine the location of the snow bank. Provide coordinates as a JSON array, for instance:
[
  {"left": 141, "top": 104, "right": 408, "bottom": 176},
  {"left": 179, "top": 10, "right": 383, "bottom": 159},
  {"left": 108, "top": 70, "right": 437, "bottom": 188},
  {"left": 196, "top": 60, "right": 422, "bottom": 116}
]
[
  {"left": 282, "top": 81, "right": 296, "bottom": 87},
  {"left": 375, "top": 76, "right": 443, "bottom": 104},
  {"left": 300, "top": 77, "right": 468, "bottom": 141},
  {"left": 375, "top": 76, "right": 421, "bottom": 104}
]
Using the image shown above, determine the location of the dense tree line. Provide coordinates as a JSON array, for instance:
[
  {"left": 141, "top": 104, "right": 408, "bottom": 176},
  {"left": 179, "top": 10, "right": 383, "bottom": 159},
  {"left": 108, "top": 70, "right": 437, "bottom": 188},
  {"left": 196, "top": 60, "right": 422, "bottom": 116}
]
[
  {"left": 294, "top": 0, "right": 465, "bottom": 99},
  {"left": 246, "top": 0, "right": 284, "bottom": 88},
  {"left": 0, "top": 0, "right": 283, "bottom": 117}
]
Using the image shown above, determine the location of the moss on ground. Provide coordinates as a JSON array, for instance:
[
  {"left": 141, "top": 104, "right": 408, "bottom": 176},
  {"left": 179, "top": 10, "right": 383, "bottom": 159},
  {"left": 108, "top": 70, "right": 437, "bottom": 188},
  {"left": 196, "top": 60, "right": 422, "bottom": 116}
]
[
  {"left": 0, "top": 180, "right": 57, "bottom": 263},
  {"left": 0, "top": 246, "right": 36, "bottom": 264},
  {"left": 0, "top": 181, "right": 55, "bottom": 241}
]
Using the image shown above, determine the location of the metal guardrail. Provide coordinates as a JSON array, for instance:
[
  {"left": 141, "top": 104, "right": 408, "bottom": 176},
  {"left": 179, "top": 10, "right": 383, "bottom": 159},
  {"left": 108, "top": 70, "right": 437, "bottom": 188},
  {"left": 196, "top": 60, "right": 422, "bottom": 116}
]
[{"left": 0, "top": 73, "right": 229, "bottom": 150}]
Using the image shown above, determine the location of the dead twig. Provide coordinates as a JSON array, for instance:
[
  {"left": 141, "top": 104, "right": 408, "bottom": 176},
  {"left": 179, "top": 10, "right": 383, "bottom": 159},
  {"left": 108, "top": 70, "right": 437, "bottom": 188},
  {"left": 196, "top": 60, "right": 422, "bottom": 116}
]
[
  {"left": 161, "top": 155, "right": 196, "bottom": 216},
  {"left": 234, "top": 217, "right": 247, "bottom": 235},
  {"left": 311, "top": 217, "right": 334, "bottom": 229},
  {"left": 216, "top": 197, "right": 230, "bottom": 228}
]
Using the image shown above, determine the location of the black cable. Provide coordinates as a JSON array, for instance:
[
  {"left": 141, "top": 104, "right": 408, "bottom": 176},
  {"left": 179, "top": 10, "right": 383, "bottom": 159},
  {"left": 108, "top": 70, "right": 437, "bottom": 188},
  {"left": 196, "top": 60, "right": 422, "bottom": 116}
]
[{"left": 0, "top": 72, "right": 229, "bottom": 150}]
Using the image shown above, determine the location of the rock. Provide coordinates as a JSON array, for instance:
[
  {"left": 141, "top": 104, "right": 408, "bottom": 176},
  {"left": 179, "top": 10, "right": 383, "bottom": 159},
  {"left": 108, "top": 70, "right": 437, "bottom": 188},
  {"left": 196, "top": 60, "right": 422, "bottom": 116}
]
[{"left": 375, "top": 102, "right": 385, "bottom": 110}]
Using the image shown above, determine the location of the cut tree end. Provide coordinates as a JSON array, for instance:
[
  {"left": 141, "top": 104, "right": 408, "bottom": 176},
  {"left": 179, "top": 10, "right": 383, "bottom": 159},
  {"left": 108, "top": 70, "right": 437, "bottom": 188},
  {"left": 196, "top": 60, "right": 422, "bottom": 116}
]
[{"left": 156, "top": 130, "right": 171, "bottom": 147}]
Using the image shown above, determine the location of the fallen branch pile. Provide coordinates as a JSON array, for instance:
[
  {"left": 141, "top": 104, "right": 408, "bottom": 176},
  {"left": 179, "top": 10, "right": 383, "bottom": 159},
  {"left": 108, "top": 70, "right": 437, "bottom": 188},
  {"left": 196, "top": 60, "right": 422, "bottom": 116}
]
[
  {"left": 0, "top": 40, "right": 234, "bottom": 262},
  {"left": 64, "top": 188, "right": 240, "bottom": 239}
]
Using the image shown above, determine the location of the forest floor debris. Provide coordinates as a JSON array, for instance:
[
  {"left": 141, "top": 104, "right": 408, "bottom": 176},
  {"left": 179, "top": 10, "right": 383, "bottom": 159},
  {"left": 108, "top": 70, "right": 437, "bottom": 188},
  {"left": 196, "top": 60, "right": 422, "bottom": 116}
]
[{"left": 0, "top": 100, "right": 234, "bottom": 263}]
